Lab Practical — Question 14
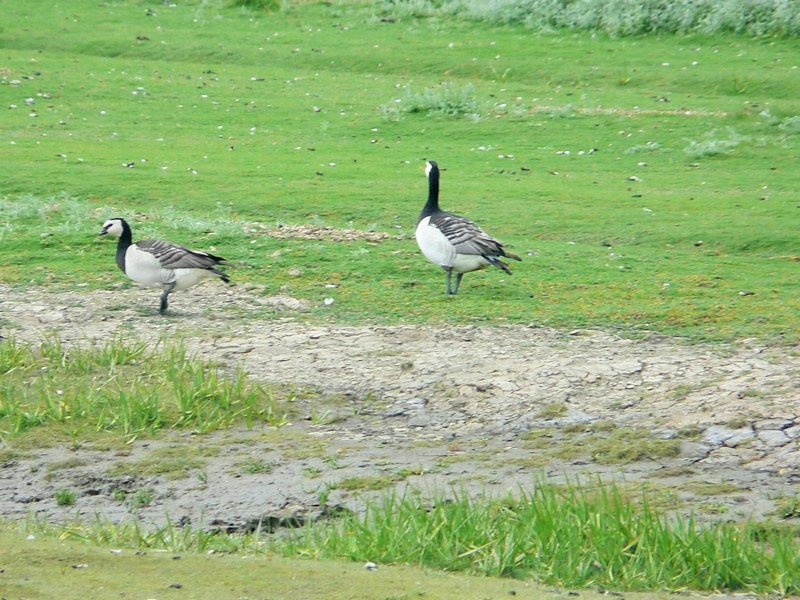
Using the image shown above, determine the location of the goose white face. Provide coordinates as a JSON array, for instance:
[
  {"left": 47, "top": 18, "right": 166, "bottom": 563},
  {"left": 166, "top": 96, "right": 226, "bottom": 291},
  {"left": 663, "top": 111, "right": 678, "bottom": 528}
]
[
  {"left": 425, "top": 161, "right": 435, "bottom": 177},
  {"left": 99, "top": 218, "right": 124, "bottom": 237}
]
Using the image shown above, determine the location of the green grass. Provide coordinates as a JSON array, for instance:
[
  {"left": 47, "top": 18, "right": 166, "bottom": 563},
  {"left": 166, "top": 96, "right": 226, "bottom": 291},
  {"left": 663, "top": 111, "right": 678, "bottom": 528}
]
[
  {"left": 126, "top": 489, "right": 155, "bottom": 510},
  {"left": 280, "top": 483, "right": 800, "bottom": 594},
  {"left": 1, "top": 0, "right": 799, "bottom": 341},
  {"left": 11, "top": 480, "right": 800, "bottom": 595},
  {"left": 106, "top": 445, "right": 218, "bottom": 480},
  {"left": 233, "top": 457, "right": 275, "bottom": 475},
  {"left": 2, "top": 524, "right": 650, "bottom": 600},
  {"left": 54, "top": 488, "right": 77, "bottom": 507},
  {"left": 0, "top": 336, "right": 288, "bottom": 443}
]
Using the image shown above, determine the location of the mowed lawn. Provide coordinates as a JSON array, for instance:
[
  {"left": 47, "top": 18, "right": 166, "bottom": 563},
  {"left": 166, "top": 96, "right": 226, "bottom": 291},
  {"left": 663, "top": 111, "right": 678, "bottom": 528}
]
[{"left": 1, "top": 0, "right": 799, "bottom": 339}]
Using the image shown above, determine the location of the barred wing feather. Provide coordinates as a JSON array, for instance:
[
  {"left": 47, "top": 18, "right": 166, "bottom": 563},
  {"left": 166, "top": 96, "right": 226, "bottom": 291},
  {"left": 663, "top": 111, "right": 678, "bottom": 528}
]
[
  {"left": 136, "top": 239, "right": 225, "bottom": 270},
  {"left": 431, "top": 213, "right": 505, "bottom": 257}
]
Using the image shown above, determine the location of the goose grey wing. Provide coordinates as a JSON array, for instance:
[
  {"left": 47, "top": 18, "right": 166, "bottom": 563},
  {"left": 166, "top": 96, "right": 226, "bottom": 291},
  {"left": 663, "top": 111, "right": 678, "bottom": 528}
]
[
  {"left": 431, "top": 213, "right": 505, "bottom": 256},
  {"left": 136, "top": 239, "right": 225, "bottom": 269}
]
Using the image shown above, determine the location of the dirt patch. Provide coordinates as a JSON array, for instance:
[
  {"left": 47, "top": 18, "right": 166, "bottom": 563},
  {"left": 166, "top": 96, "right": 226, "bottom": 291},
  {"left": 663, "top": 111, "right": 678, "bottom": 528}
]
[
  {"left": 252, "top": 223, "right": 399, "bottom": 242},
  {"left": 1, "top": 282, "right": 798, "bottom": 531}
]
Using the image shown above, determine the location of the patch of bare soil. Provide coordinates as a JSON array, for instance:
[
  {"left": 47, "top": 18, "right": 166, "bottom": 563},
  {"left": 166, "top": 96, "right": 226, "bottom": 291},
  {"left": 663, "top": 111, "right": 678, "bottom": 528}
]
[
  {"left": 1, "top": 283, "right": 798, "bottom": 532},
  {"left": 252, "top": 223, "right": 399, "bottom": 242}
]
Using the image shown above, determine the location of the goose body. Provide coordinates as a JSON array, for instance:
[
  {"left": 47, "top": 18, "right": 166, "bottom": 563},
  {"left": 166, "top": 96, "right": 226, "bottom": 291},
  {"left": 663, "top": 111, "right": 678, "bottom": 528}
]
[
  {"left": 99, "top": 218, "right": 230, "bottom": 314},
  {"left": 415, "top": 160, "right": 521, "bottom": 295}
]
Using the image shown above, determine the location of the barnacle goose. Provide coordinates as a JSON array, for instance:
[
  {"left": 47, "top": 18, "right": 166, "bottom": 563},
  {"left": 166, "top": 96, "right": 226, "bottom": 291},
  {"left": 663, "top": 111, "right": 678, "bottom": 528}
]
[
  {"left": 415, "top": 160, "right": 521, "bottom": 295},
  {"left": 99, "top": 217, "right": 231, "bottom": 314}
]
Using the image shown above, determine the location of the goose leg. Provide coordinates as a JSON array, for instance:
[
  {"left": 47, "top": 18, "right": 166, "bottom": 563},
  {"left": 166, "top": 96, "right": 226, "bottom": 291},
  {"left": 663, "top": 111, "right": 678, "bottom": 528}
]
[
  {"left": 159, "top": 282, "right": 176, "bottom": 314},
  {"left": 452, "top": 272, "right": 464, "bottom": 295},
  {"left": 445, "top": 268, "right": 454, "bottom": 295}
]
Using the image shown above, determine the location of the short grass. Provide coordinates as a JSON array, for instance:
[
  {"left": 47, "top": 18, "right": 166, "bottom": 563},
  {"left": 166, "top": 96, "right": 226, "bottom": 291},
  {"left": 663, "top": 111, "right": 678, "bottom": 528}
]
[
  {"left": 106, "top": 445, "right": 219, "bottom": 480},
  {"left": 553, "top": 423, "right": 682, "bottom": 464},
  {"left": 1, "top": 1, "right": 799, "bottom": 341}
]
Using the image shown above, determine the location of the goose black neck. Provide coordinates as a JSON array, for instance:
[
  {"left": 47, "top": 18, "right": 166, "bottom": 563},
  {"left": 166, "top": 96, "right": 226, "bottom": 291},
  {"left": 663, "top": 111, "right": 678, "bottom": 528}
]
[
  {"left": 421, "top": 165, "right": 440, "bottom": 218},
  {"left": 115, "top": 220, "right": 133, "bottom": 273}
]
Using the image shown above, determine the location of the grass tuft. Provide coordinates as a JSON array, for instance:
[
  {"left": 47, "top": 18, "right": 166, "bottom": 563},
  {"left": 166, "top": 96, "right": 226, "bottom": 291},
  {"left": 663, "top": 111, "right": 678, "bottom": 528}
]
[
  {"left": 0, "top": 337, "right": 288, "bottom": 442},
  {"left": 382, "top": 82, "right": 481, "bottom": 120},
  {"left": 778, "top": 115, "right": 800, "bottom": 135},
  {"left": 54, "top": 488, "right": 77, "bottom": 506},
  {"left": 229, "top": 0, "right": 281, "bottom": 11},
  {"left": 684, "top": 128, "right": 746, "bottom": 159}
]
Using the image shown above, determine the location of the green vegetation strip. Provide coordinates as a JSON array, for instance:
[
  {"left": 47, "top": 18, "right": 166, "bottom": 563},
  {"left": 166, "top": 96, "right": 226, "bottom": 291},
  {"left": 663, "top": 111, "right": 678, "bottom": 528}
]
[
  {"left": 0, "top": 337, "right": 286, "bottom": 442},
  {"left": 377, "top": 0, "right": 800, "bottom": 37},
  {"left": 280, "top": 485, "right": 800, "bottom": 593},
  {"left": 12, "top": 482, "right": 800, "bottom": 595}
]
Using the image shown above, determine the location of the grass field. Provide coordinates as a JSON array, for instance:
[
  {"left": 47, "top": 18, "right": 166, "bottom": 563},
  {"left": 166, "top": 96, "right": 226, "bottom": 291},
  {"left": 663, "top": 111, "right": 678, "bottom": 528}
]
[
  {"left": 1, "top": 1, "right": 800, "bottom": 596},
  {"left": 1, "top": 0, "right": 799, "bottom": 340}
]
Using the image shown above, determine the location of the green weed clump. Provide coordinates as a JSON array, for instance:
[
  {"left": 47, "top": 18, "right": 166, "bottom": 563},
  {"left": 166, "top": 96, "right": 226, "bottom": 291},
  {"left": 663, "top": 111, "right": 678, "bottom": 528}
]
[
  {"left": 778, "top": 115, "right": 800, "bottom": 135},
  {"left": 279, "top": 484, "right": 800, "bottom": 594},
  {"left": 382, "top": 82, "right": 481, "bottom": 120},
  {"left": 229, "top": 0, "right": 280, "bottom": 11},
  {"left": 377, "top": 0, "right": 800, "bottom": 37},
  {"left": 0, "top": 337, "right": 287, "bottom": 442},
  {"left": 684, "top": 128, "right": 747, "bottom": 159},
  {"left": 54, "top": 489, "right": 77, "bottom": 506}
]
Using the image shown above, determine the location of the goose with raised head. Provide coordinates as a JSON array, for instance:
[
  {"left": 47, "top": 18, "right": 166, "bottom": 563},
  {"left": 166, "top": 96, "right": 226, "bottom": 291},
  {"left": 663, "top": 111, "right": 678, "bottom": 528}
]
[
  {"left": 99, "top": 217, "right": 231, "bottom": 314},
  {"left": 415, "top": 160, "right": 521, "bottom": 295}
]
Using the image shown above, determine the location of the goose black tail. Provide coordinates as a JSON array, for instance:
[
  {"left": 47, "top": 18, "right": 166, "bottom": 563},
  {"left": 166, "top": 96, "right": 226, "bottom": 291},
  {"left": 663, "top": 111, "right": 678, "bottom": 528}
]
[
  {"left": 210, "top": 268, "right": 232, "bottom": 284},
  {"left": 486, "top": 256, "right": 513, "bottom": 274}
]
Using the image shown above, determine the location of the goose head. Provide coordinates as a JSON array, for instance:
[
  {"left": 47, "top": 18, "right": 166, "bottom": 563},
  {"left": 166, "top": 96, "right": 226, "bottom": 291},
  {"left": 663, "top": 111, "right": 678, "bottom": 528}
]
[
  {"left": 425, "top": 160, "right": 438, "bottom": 178},
  {"left": 99, "top": 218, "right": 127, "bottom": 238}
]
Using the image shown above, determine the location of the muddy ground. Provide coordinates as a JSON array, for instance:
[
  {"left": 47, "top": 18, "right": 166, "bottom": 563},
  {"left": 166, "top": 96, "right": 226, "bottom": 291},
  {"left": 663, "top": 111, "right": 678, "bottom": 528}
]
[{"left": 1, "top": 282, "right": 798, "bottom": 532}]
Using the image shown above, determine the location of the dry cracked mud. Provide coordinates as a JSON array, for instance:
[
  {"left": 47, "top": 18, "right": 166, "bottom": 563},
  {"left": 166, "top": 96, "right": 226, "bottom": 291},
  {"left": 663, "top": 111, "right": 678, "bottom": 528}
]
[{"left": 1, "top": 282, "right": 798, "bottom": 533}]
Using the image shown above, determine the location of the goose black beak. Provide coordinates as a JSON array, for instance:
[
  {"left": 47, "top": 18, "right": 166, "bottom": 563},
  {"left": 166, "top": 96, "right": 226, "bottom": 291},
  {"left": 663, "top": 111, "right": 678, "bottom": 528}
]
[{"left": 99, "top": 225, "right": 110, "bottom": 236}]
